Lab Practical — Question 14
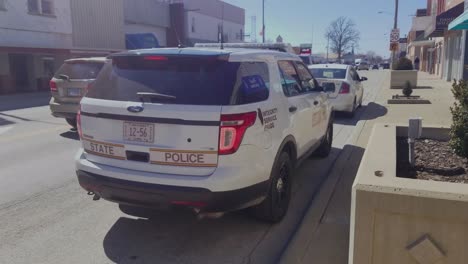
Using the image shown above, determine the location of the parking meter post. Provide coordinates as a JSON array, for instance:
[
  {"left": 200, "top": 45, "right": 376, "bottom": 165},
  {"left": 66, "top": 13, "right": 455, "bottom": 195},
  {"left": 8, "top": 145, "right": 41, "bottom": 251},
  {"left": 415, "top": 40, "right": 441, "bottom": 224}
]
[{"left": 408, "top": 118, "right": 423, "bottom": 167}]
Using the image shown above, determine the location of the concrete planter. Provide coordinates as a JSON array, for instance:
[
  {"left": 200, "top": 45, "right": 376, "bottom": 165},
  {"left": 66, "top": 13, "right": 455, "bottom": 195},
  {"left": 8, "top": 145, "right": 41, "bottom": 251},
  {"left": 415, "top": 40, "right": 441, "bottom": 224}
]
[
  {"left": 349, "top": 124, "right": 468, "bottom": 264},
  {"left": 390, "top": 70, "right": 418, "bottom": 89}
]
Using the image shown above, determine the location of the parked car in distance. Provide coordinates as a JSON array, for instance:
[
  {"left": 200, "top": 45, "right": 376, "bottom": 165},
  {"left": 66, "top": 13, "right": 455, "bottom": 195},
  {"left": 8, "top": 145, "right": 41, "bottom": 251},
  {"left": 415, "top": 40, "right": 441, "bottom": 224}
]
[
  {"left": 49, "top": 57, "right": 107, "bottom": 128},
  {"left": 309, "top": 64, "right": 366, "bottom": 117},
  {"left": 381, "top": 63, "right": 390, "bottom": 69},
  {"left": 75, "top": 48, "right": 334, "bottom": 223},
  {"left": 372, "top": 64, "right": 379, "bottom": 70},
  {"left": 357, "top": 61, "right": 369, "bottom": 71}
]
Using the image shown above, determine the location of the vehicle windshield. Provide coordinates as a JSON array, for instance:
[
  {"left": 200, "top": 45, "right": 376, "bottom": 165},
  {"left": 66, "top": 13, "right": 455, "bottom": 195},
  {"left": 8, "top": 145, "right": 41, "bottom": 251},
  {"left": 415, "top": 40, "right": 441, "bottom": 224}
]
[
  {"left": 310, "top": 68, "right": 347, "bottom": 79},
  {"left": 86, "top": 56, "right": 270, "bottom": 105},
  {"left": 54, "top": 62, "right": 104, "bottom": 79}
]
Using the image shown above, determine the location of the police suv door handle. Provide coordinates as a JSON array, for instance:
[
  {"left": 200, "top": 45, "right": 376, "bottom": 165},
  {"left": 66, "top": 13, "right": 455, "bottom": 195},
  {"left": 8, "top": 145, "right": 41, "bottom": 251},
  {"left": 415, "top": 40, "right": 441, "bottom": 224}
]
[{"left": 289, "top": 106, "right": 297, "bottom": 113}]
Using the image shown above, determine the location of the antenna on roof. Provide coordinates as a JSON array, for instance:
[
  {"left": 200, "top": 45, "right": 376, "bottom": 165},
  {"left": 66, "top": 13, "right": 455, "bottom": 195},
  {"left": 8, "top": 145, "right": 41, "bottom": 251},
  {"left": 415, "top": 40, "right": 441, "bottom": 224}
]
[
  {"left": 220, "top": 3, "right": 224, "bottom": 50},
  {"left": 171, "top": 9, "right": 184, "bottom": 48}
]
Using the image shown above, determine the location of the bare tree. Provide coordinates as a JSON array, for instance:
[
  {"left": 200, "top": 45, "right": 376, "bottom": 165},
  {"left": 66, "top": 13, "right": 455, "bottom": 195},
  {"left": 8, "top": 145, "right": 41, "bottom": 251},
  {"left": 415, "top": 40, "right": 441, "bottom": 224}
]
[
  {"left": 325, "top": 17, "right": 360, "bottom": 60},
  {"left": 366, "top": 51, "right": 377, "bottom": 63}
]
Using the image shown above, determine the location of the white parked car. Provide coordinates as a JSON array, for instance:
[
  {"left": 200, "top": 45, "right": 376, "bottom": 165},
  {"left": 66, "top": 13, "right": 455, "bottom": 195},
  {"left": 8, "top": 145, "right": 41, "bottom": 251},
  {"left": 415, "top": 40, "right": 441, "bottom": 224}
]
[
  {"left": 76, "top": 48, "right": 333, "bottom": 222},
  {"left": 356, "top": 61, "right": 369, "bottom": 71},
  {"left": 309, "top": 64, "right": 366, "bottom": 117}
]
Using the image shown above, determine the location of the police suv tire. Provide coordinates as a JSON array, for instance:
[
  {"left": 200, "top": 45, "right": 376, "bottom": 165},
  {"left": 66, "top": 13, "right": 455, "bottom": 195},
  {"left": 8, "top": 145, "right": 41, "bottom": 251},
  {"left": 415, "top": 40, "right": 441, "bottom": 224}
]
[
  {"left": 66, "top": 118, "right": 77, "bottom": 129},
  {"left": 250, "top": 152, "right": 292, "bottom": 223},
  {"left": 316, "top": 122, "right": 333, "bottom": 158}
]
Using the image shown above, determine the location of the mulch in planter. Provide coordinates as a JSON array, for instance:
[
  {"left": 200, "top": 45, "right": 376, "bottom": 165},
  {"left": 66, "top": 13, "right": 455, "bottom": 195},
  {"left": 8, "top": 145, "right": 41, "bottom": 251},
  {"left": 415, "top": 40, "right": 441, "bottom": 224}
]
[{"left": 397, "top": 138, "right": 468, "bottom": 183}]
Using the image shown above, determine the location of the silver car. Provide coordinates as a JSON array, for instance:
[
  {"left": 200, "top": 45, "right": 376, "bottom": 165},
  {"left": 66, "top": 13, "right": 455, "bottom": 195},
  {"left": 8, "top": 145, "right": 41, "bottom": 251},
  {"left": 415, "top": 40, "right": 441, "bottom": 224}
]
[{"left": 49, "top": 57, "right": 106, "bottom": 128}]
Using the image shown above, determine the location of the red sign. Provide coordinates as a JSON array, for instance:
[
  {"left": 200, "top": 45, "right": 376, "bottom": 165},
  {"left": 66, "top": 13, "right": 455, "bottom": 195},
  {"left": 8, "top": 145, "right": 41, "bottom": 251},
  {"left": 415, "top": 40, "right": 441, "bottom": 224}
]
[{"left": 300, "top": 48, "right": 312, "bottom": 55}]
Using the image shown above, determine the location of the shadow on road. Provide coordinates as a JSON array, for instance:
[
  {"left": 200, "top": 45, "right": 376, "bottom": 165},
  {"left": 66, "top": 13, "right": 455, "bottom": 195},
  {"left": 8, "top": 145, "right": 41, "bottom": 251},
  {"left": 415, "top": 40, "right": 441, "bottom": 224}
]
[
  {"left": 334, "top": 102, "right": 388, "bottom": 126},
  {"left": 102, "top": 147, "right": 344, "bottom": 264},
  {"left": 60, "top": 130, "right": 79, "bottom": 140},
  {"left": 0, "top": 92, "right": 50, "bottom": 112},
  {"left": 279, "top": 144, "right": 366, "bottom": 263},
  {"left": 0, "top": 117, "right": 15, "bottom": 126}
]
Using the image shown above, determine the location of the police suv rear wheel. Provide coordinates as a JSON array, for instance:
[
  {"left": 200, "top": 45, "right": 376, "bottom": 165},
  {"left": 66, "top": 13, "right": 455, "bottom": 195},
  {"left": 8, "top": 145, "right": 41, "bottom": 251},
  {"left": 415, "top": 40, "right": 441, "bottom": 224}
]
[{"left": 250, "top": 152, "right": 292, "bottom": 223}]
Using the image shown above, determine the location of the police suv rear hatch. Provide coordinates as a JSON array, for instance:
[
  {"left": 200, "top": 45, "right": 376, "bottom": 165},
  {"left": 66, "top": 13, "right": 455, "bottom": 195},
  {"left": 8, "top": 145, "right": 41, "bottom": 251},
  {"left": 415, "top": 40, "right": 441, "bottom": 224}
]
[{"left": 79, "top": 51, "right": 269, "bottom": 177}]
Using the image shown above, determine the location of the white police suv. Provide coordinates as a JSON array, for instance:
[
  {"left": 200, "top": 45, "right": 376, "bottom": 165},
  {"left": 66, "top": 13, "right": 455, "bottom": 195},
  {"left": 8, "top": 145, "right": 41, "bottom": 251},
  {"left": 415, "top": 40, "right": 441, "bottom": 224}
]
[{"left": 76, "top": 47, "right": 333, "bottom": 222}]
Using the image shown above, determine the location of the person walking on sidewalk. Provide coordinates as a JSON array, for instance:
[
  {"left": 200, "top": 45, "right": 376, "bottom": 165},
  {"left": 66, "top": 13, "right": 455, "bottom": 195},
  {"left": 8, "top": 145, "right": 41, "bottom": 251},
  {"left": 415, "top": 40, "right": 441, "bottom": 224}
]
[{"left": 414, "top": 57, "right": 420, "bottom": 70}]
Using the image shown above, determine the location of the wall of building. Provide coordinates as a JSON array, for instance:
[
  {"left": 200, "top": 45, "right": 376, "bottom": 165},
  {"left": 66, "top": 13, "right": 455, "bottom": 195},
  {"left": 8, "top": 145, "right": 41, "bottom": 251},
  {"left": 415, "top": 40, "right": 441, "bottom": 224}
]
[
  {"left": 124, "top": 0, "right": 170, "bottom": 28},
  {"left": 124, "top": 24, "right": 167, "bottom": 46},
  {"left": 0, "top": 0, "right": 72, "bottom": 49},
  {"left": 185, "top": 11, "right": 244, "bottom": 44},
  {"left": 70, "top": 0, "right": 125, "bottom": 51},
  {"left": 446, "top": 0, "right": 464, "bottom": 9},
  {"left": 123, "top": 0, "right": 170, "bottom": 47},
  {"left": 181, "top": 0, "right": 245, "bottom": 25},
  {"left": 0, "top": 53, "right": 10, "bottom": 75}
]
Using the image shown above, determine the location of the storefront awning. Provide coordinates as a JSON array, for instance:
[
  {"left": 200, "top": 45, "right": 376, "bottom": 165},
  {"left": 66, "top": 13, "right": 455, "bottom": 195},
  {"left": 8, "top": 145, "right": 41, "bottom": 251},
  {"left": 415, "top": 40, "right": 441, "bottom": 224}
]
[
  {"left": 408, "top": 40, "right": 435, "bottom": 48},
  {"left": 425, "top": 2, "right": 464, "bottom": 38},
  {"left": 449, "top": 10, "right": 468, "bottom": 30}
]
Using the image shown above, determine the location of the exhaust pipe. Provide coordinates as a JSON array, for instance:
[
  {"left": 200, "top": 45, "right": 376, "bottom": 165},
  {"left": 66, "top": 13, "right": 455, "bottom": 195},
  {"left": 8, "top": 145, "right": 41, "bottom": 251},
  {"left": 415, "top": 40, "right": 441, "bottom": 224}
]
[{"left": 87, "top": 191, "right": 101, "bottom": 201}]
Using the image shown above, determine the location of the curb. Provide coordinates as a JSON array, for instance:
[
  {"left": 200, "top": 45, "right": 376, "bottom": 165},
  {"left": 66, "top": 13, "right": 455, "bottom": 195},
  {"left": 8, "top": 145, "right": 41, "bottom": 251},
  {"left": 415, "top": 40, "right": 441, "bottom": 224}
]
[{"left": 278, "top": 71, "right": 390, "bottom": 264}]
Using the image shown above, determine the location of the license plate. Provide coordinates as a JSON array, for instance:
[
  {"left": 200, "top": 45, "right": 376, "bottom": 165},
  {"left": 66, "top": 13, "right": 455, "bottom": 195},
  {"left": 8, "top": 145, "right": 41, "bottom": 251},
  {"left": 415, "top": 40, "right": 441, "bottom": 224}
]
[
  {"left": 123, "top": 122, "right": 155, "bottom": 143},
  {"left": 67, "top": 88, "right": 81, "bottom": 97}
]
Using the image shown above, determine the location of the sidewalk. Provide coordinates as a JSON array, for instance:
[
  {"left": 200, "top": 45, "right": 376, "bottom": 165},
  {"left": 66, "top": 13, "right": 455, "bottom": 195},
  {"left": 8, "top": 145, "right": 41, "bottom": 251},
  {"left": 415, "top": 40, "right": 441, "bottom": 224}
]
[
  {"left": 0, "top": 91, "right": 51, "bottom": 112},
  {"left": 279, "top": 71, "right": 455, "bottom": 264}
]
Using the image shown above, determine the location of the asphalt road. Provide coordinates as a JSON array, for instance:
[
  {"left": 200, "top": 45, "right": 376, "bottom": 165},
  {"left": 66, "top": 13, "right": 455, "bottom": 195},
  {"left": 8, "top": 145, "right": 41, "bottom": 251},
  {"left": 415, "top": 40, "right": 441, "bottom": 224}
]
[{"left": 0, "top": 70, "right": 387, "bottom": 264}]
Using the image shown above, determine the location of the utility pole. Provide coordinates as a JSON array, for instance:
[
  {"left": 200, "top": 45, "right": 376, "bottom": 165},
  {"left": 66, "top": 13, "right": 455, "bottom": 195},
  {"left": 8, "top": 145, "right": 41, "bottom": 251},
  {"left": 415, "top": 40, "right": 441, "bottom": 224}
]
[
  {"left": 326, "top": 34, "right": 330, "bottom": 63},
  {"left": 392, "top": 0, "right": 399, "bottom": 67},
  {"left": 262, "top": 0, "right": 265, "bottom": 43}
]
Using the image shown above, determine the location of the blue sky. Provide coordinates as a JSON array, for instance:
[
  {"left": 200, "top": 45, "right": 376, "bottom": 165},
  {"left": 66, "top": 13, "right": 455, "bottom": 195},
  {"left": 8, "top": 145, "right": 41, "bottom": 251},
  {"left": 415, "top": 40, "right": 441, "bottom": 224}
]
[{"left": 224, "top": 0, "right": 427, "bottom": 58}]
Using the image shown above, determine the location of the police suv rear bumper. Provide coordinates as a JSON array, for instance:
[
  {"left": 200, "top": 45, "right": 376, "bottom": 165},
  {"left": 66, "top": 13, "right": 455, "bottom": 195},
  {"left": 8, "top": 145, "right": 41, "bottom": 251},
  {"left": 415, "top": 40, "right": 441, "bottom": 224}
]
[{"left": 76, "top": 170, "right": 269, "bottom": 213}]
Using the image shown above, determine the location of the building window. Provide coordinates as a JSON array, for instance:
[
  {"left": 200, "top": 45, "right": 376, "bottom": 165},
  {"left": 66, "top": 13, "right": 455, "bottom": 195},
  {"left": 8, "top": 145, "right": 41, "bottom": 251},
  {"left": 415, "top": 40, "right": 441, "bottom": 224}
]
[
  {"left": 191, "top": 17, "right": 195, "bottom": 33},
  {"left": 27, "top": 0, "right": 39, "bottom": 13},
  {"left": 0, "top": 0, "right": 6, "bottom": 10},
  {"left": 41, "top": 0, "right": 53, "bottom": 15},
  {"left": 28, "top": 0, "right": 54, "bottom": 15}
]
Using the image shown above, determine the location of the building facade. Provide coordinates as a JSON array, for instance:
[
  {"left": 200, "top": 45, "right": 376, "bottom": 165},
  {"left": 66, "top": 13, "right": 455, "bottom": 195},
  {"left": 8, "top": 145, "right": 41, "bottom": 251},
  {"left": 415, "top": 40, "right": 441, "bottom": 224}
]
[
  {"left": 0, "top": 0, "right": 73, "bottom": 93},
  {"left": 70, "top": 0, "right": 126, "bottom": 56},
  {"left": 0, "top": 0, "right": 245, "bottom": 94},
  {"left": 124, "top": 0, "right": 170, "bottom": 48},
  {"left": 167, "top": 0, "right": 245, "bottom": 47},
  {"left": 448, "top": 0, "right": 468, "bottom": 79}
]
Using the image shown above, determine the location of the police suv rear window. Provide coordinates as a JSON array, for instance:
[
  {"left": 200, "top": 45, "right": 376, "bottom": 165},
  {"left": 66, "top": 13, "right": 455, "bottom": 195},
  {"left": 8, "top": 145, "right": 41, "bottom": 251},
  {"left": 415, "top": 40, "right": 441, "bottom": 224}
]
[{"left": 86, "top": 56, "right": 270, "bottom": 106}]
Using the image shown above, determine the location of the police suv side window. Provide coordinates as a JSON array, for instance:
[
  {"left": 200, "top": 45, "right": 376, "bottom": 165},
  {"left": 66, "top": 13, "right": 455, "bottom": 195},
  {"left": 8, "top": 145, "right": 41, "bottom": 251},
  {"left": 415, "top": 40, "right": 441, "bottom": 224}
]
[
  {"left": 294, "top": 61, "right": 318, "bottom": 92},
  {"left": 232, "top": 62, "right": 270, "bottom": 105},
  {"left": 278, "top": 60, "right": 303, "bottom": 97}
]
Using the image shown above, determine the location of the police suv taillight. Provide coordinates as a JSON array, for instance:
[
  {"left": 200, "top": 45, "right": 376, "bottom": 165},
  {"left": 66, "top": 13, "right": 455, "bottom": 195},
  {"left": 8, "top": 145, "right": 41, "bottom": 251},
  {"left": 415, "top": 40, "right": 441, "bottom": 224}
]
[{"left": 219, "top": 112, "right": 257, "bottom": 155}]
